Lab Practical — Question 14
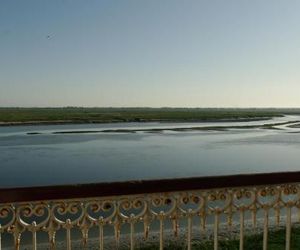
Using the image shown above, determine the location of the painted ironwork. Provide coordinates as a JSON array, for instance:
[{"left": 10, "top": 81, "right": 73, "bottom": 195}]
[{"left": 0, "top": 182, "right": 299, "bottom": 249}]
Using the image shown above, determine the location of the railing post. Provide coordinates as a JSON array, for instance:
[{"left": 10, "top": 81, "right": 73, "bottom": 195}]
[
  {"left": 66, "top": 219, "right": 72, "bottom": 250},
  {"left": 275, "top": 206, "right": 281, "bottom": 226},
  {"left": 47, "top": 230, "right": 56, "bottom": 250},
  {"left": 130, "top": 214, "right": 135, "bottom": 250},
  {"left": 200, "top": 208, "right": 206, "bottom": 235},
  {"left": 32, "top": 222, "right": 37, "bottom": 250},
  {"left": 214, "top": 211, "right": 220, "bottom": 250},
  {"left": 98, "top": 217, "right": 104, "bottom": 250},
  {"left": 251, "top": 206, "right": 257, "bottom": 229},
  {"left": 13, "top": 231, "right": 21, "bottom": 250},
  {"left": 187, "top": 209, "right": 192, "bottom": 250},
  {"left": 286, "top": 205, "right": 292, "bottom": 250},
  {"left": 239, "top": 209, "right": 244, "bottom": 250},
  {"left": 263, "top": 208, "right": 269, "bottom": 250},
  {"left": 159, "top": 211, "right": 164, "bottom": 250}
]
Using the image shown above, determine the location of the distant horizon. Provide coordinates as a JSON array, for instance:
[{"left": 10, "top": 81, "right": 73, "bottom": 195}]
[{"left": 1, "top": 106, "right": 300, "bottom": 109}]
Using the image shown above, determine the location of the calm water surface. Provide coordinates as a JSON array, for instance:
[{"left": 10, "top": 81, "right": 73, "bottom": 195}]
[{"left": 0, "top": 115, "right": 300, "bottom": 187}]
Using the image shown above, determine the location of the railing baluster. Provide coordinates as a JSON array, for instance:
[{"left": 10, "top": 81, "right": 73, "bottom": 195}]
[
  {"left": 130, "top": 214, "right": 135, "bottom": 250},
  {"left": 159, "top": 212, "right": 164, "bottom": 250},
  {"left": 239, "top": 209, "right": 244, "bottom": 250},
  {"left": 48, "top": 231, "right": 56, "bottom": 250},
  {"left": 201, "top": 198, "right": 207, "bottom": 235},
  {"left": 114, "top": 218, "right": 121, "bottom": 248},
  {"left": 200, "top": 210, "right": 206, "bottom": 234},
  {"left": 32, "top": 222, "right": 37, "bottom": 250},
  {"left": 214, "top": 212, "right": 219, "bottom": 250},
  {"left": 187, "top": 209, "right": 192, "bottom": 250},
  {"left": 227, "top": 195, "right": 233, "bottom": 231},
  {"left": 66, "top": 219, "right": 72, "bottom": 250},
  {"left": 263, "top": 208, "right": 269, "bottom": 250},
  {"left": 275, "top": 207, "right": 280, "bottom": 226},
  {"left": 81, "top": 228, "right": 88, "bottom": 249},
  {"left": 172, "top": 217, "right": 179, "bottom": 238},
  {"left": 252, "top": 207, "right": 257, "bottom": 229},
  {"left": 13, "top": 232, "right": 21, "bottom": 250},
  {"left": 285, "top": 205, "right": 292, "bottom": 250},
  {"left": 67, "top": 228, "right": 71, "bottom": 250},
  {"left": 99, "top": 217, "right": 104, "bottom": 250}
]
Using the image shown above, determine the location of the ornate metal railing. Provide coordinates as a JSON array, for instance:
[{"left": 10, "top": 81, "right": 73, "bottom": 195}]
[{"left": 1, "top": 171, "right": 300, "bottom": 250}]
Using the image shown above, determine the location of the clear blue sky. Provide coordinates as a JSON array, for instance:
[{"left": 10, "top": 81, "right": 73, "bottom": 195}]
[{"left": 1, "top": 0, "right": 300, "bottom": 107}]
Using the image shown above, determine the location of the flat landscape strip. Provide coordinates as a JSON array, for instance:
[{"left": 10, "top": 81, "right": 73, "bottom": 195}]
[{"left": 0, "top": 107, "right": 285, "bottom": 125}]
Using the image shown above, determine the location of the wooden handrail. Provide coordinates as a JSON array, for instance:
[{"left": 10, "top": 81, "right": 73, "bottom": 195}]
[{"left": 1, "top": 171, "right": 300, "bottom": 203}]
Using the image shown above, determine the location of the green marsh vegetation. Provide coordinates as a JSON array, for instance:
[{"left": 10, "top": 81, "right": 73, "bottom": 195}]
[{"left": 0, "top": 107, "right": 295, "bottom": 125}]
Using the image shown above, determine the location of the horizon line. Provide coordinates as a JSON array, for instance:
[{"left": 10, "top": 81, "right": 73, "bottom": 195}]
[{"left": 1, "top": 106, "right": 300, "bottom": 109}]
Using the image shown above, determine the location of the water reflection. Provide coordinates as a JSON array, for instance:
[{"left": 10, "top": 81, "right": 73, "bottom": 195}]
[{"left": 0, "top": 116, "right": 300, "bottom": 187}]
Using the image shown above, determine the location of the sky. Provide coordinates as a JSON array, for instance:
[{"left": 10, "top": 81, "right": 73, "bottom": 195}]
[{"left": 1, "top": 0, "right": 300, "bottom": 108}]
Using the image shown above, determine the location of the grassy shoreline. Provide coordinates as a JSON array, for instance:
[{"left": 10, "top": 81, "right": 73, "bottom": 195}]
[
  {"left": 0, "top": 107, "right": 288, "bottom": 126},
  {"left": 0, "top": 117, "right": 273, "bottom": 127}
]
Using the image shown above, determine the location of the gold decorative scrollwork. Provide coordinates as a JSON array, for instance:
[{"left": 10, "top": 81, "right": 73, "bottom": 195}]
[{"left": 0, "top": 183, "right": 300, "bottom": 249}]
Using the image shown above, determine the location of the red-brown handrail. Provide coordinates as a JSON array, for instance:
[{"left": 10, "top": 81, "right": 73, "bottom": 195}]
[{"left": 1, "top": 171, "right": 300, "bottom": 203}]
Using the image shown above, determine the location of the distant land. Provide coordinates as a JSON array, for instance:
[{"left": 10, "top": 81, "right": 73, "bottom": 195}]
[{"left": 1, "top": 107, "right": 300, "bottom": 126}]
